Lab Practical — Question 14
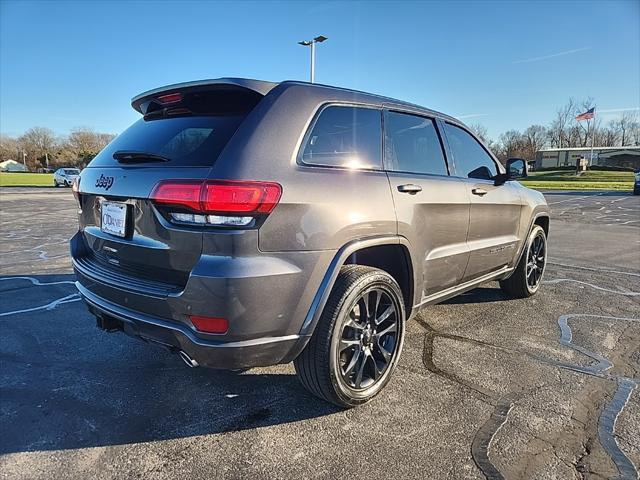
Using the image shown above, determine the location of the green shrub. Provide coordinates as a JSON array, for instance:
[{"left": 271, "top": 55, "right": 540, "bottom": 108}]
[{"left": 588, "top": 165, "right": 635, "bottom": 172}]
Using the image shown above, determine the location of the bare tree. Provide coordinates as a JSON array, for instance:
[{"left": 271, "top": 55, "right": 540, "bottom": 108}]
[
  {"left": 599, "top": 122, "right": 619, "bottom": 147},
  {"left": 498, "top": 130, "right": 526, "bottom": 160},
  {"left": 0, "top": 135, "right": 20, "bottom": 162},
  {"left": 548, "top": 98, "right": 576, "bottom": 148},
  {"left": 523, "top": 125, "right": 547, "bottom": 160},
  {"left": 18, "top": 127, "right": 58, "bottom": 170},
  {"left": 574, "top": 98, "right": 597, "bottom": 147},
  {"left": 630, "top": 118, "right": 640, "bottom": 146},
  {"left": 611, "top": 110, "right": 639, "bottom": 146},
  {"left": 469, "top": 123, "right": 489, "bottom": 144},
  {"left": 55, "top": 128, "right": 116, "bottom": 167},
  {"left": 67, "top": 127, "right": 115, "bottom": 162}
]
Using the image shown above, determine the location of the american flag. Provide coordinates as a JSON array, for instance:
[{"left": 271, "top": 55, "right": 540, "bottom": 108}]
[{"left": 575, "top": 107, "right": 595, "bottom": 121}]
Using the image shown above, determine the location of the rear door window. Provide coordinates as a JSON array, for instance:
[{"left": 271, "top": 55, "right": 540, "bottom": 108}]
[
  {"left": 300, "top": 105, "right": 382, "bottom": 169},
  {"left": 88, "top": 115, "right": 245, "bottom": 168},
  {"left": 384, "top": 111, "right": 448, "bottom": 176},
  {"left": 444, "top": 123, "right": 498, "bottom": 180}
]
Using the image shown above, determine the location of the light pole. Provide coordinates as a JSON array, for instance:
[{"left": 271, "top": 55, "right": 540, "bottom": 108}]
[{"left": 298, "top": 35, "right": 328, "bottom": 83}]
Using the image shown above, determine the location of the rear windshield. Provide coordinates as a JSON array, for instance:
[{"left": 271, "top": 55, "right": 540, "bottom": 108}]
[{"left": 88, "top": 115, "right": 245, "bottom": 168}]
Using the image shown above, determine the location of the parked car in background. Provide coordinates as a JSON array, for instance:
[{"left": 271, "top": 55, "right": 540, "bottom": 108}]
[
  {"left": 54, "top": 168, "right": 80, "bottom": 187},
  {"left": 634, "top": 169, "right": 640, "bottom": 195},
  {"left": 71, "top": 78, "right": 550, "bottom": 407}
]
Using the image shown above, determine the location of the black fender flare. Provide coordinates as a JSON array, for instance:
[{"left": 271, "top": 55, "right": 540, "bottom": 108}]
[
  {"left": 502, "top": 211, "right": 550, "bottom": 280},
  {"left": 300, "top": 235, "right": 414, "bottom": 336},
  {"left": 283, "top": 235, "right": 414, "bottom": 362}
]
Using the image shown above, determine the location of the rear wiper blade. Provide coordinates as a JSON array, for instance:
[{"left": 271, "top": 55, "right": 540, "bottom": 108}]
[{"left": 113, "top": 151, "right": 170, "bottom": 163}]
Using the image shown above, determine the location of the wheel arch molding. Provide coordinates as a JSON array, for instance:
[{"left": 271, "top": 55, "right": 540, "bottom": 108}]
[{"left": 298, "top": 235, "right": 414, "bottom": 340}]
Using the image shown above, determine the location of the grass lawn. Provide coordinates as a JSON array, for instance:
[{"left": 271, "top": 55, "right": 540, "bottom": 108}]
[
  {"left": 520, "top": 169, "right": 634, "bottom": 191},
  {"left": 0, "top": 172, "right": 54, "bottom": 187}
]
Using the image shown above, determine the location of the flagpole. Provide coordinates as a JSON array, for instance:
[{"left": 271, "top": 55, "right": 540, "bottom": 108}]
[{"left": 589, "top": 108, "right": 596, "bottom": 166}]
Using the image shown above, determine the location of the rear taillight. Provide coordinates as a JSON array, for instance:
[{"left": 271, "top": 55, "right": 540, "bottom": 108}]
[
  {"left": 150, "top": 180, "right": 282, "bottom": 227},
  {"left": 200, "top": 182, "right": 281, "bottom": 214}
]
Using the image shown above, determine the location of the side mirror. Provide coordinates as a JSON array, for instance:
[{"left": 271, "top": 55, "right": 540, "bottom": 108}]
[{"left": 506, "top": 158, "right": 528, "bottom": 179}]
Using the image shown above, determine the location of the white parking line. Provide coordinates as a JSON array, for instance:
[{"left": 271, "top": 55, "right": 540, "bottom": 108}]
[
  {"left": 547, "top": 259, "right": 640, "bottom": 277},
  {"left": 0, "top": 293, "right": 81, "bottom": 317},
  {"left": 544, "top": 278, "right": 640, "bottom": 296},
  {"left": 0, "top": 276, "right": 75, "bottom": 287}
]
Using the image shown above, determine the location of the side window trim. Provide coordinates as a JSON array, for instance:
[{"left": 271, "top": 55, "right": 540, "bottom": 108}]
[
  {"left": 296, "top": 102, "right": 384, "bottom": 171},
  {"left": 382, "top": 109, "right": 451, "bottom": 176},
  {"left": 436, "top": 117, "right": 459, "bottom": 177},
  {"left": 441, "top": 121, "right": 502, "bottom": 181}
]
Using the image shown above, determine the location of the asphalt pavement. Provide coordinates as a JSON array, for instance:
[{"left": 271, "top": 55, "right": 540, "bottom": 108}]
[{"left": 0, "top": 188, "right": 638, "bottom": 479}]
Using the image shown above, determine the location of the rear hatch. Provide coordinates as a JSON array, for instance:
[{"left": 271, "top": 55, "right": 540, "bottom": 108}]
[{"left": 74, "top": 80, "right": 275, "bottom": 295}]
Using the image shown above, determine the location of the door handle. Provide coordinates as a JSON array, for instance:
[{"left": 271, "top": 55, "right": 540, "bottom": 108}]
[
  {"left": 397, "top": 184, "right": 422, "bottom": 194},
  {"left": 472, "top": 188, "right": 488, "bottom": 196}
]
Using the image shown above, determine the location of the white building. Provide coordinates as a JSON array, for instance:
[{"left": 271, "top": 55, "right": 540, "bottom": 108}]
[
  {"left": 0, "top": 159, "right": 28, "bottom": 172},
  {"left": 535, "top": 146, "right": 640, "bottom": 170}
]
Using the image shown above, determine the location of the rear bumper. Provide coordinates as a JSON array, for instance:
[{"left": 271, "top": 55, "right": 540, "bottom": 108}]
[{"left": 77, "top": 281, "right": 306, "bottom": 369}]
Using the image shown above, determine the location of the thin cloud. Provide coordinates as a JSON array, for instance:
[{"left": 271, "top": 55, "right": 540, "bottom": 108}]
[
  {"left": 597, "top": 107, "right": 640, "bottom": 113},
  {"left": 456, "top": 113, "right": 490, "bottom": 119},
  {"left": 513, "top": 47, "right": 590, "bottom": 64}
]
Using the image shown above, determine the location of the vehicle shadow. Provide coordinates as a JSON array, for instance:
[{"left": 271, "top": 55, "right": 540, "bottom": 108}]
[
  {"left": 0, "top": 274, "right": 340, "bottom": 454},
  {"left": 442, "top": 287, "right": 511, "bottom": 305},
  {"left": 0, "top": 275, "right": 514, "bottom": 455}
]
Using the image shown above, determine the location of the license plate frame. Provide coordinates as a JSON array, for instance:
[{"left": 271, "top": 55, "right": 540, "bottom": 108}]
[{"left": 100, "top": 201, "right": 128, "bottom": 238}]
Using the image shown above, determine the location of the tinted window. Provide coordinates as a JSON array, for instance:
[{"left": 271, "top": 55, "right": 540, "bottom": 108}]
[
  {"left": 301, "top": 106, "right": 382, "bottom": 169},
  {"left": 64, "top": 169, "right": 80, "bottom": 175},
  {"left": 385, "top": 112, "right": 448, "bottom": 176},
  {"left": 88, "top": 116, "right": 245, "bottom": 168},
  {"left": 444, "top": 123, "right": 497, "bottom": 180}
]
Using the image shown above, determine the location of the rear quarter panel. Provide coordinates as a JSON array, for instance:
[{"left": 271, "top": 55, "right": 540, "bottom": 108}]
[{"left": 210, "top": 83, "right": 398, "bottom": 252}]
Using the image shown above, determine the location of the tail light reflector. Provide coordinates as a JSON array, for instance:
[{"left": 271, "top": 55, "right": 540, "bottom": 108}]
[{"left": 190, "top": 315, "right": 228, "bottom": 334}]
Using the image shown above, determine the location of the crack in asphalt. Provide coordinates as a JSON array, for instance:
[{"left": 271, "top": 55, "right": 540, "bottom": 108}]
[
  {"left": 415, "top": 310, "right": 639, "bottom": 480},
  {"left": 470, "top": 394, "right": 518, "bottom": 480},
  {"left": 415, "top": 316, "right": 496, "bottom": 403},
  {"left": 558, "top": 314, "right": 639, "bottom": 480}
]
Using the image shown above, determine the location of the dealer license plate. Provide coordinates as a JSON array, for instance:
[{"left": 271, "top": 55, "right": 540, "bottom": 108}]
[{"left": 101, "top": 201, "right": 128, "bottom": 238}]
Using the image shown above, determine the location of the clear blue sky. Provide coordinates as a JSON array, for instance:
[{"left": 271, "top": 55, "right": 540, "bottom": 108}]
[{"left": 1, "top": 0, "right": 638, "bottom": 140}]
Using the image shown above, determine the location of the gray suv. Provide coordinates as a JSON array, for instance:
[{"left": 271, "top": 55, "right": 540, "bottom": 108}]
[{"left": 71, "top": 78, "right": 550, "bottom": 407}]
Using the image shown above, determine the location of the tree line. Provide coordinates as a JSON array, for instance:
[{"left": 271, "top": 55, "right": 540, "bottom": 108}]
[
  {"left": 470, "top": 98, "right": 639, "bottom": 163},
  {"left": 0, "top": 127, "right": 116, "bottom": 171},
  {"left": 1, "top": 98, "right": 639, "bottom": 171}
]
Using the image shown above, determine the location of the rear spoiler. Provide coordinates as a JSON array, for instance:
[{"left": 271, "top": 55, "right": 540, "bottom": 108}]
[{"left": 131, "top": 78, "right": 279, "bottom": 115}]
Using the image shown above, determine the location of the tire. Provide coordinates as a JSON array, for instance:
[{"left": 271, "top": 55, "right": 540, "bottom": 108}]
[
  {"left": 54, "top": 180, "right": 59, "bottom": 187},
  {"left": 634, "top": 186, "right": 640, "bottom": 196},
  {"left": 64, "top": 180, "right": 70, "bottom": 187},
  {"left": 294, "top": 265, "right": 406, "bottom": 408},
  {"left": 500, "top": 225, "right": 547, "bottom": 298}
]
